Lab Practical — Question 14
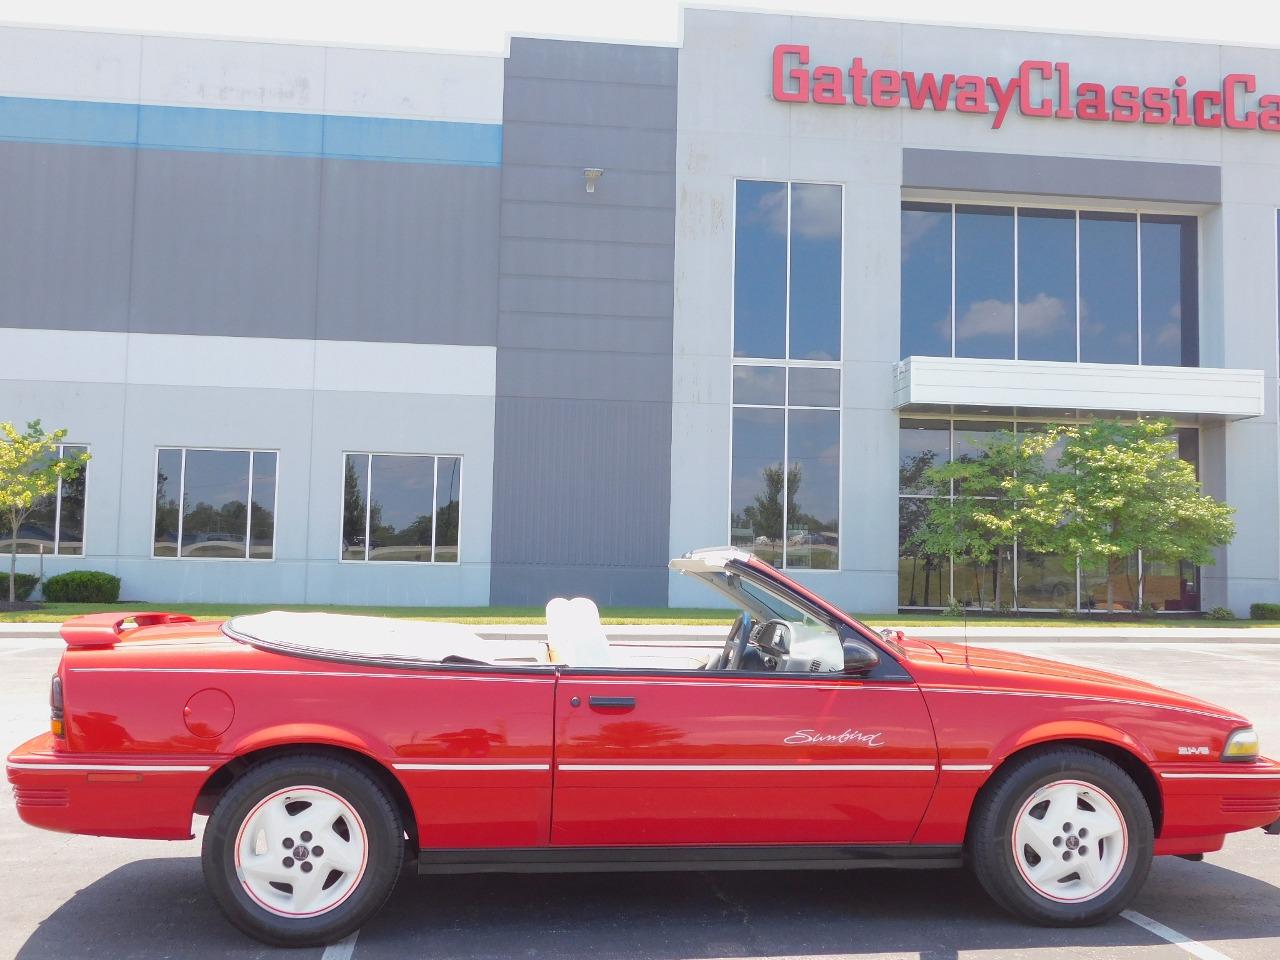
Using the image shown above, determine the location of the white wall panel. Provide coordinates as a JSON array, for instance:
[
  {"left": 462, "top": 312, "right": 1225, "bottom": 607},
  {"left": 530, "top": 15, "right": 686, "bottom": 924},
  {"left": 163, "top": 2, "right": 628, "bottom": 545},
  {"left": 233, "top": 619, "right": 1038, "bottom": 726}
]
[
  {"left": 895, "top": 356, "right": 1265, "bottom": 420},
  {"left": 0, "top": 26, "right": 141, "bottom": 102},
  {"left": 323, "top": 47, "right": 504, "bottom": 123},
  {"left": 138, "top": 35, "right": 326, "bottom": 112}
]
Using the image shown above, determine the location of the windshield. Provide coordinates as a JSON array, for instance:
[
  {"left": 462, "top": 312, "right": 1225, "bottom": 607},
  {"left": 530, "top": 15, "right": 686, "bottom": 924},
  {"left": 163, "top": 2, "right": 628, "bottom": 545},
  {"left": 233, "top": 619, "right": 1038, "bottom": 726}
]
[{"left": 695, "top": 568, "right": 825, "bottom": 627}]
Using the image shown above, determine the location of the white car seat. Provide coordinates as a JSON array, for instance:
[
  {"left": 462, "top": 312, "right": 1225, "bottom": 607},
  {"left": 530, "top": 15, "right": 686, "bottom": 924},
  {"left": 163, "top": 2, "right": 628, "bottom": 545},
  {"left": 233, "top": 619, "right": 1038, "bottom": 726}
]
[{"left": 546, "top": 596, "right": 614, "bottom": 667}]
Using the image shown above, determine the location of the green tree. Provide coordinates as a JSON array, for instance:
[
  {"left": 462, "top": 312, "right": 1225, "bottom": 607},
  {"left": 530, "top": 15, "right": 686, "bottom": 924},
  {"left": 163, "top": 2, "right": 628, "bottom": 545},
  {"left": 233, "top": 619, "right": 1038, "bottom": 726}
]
[
  {"left": 910, "top": 426, "right": 1053, "bottom": 609},
  {"left": 911, "top": 417, "right": 1235, "bottom": 613},
  {"left": 0, "top": 421, "right": 91, "bottom": 602},
  {"left": 1026, "top": 418, "right": 1235, "bottom": 613}
]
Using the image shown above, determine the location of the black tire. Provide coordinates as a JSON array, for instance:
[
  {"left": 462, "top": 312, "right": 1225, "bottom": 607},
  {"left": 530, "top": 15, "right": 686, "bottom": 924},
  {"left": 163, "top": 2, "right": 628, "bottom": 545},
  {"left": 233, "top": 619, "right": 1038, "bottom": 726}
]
[
  {"left": 202, "top": 754, "right": 404, "bottom": 947},
  {"left": 968, "top": 747, "right": 1153, "bottom": 926}
]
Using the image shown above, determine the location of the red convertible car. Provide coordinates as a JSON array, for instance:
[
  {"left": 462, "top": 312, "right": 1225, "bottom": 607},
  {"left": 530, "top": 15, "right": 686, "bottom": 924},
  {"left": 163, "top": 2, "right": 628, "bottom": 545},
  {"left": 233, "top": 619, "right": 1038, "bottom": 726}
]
[{"left": 8, "top": 547, "right": 1280, "bottom": 945}]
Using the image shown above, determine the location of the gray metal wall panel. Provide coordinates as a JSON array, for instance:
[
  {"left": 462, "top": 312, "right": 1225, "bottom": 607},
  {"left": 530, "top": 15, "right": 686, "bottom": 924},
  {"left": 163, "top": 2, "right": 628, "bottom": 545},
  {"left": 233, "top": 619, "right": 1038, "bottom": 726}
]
[
  {"left": 500, "top": 275, "right": 674, "bottom": 318},
  {"left": 502, "top": 121, "right": 678, "bottom": 171},
  {"left": 500, "top": 238, "right": 675, "bottom": 283},
  {"left": 501, "top": 200, "right": 678, "bottom": 244},
  {"left": 130, "top": 150, "right": 321, "bottom": 339},
  {"left": 499, "top": 313, "right": 674, "bottom": 354},
  {"left": 490, "top": 38, "right": 677, "bottom": 607},
  {"left": 486, "top": 396, "right": 670, "bottom": 563},
  {"left": 902, "top": 148, "right": 1221, "bottom": 204},
  {"left": 0, "top": 141, "right": 135, "bottom": 333},
  {"left": 497, "top": 349, "right": 674, "bottom": 401},
  {"left": 503, "top": 76, "right": 677, "bottom": 129},
  {"left": 317, "top": 160, "right": 499, "bottom": 346},
  {"left": 505, "top": 38, "right": 678, "bottom": 86},
  {"left": 3, "top": 142, "right": 499, "bottom": 346},
  {"left": 501, "top": 165, "right": 676, "bottom": 208}
]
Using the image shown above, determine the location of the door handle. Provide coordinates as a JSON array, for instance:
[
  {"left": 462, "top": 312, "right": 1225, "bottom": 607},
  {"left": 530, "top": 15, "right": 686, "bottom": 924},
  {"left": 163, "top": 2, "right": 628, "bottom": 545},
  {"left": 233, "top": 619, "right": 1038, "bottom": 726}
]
[{"left": 588, "top": 696, "right": 636, "bottom": 709}]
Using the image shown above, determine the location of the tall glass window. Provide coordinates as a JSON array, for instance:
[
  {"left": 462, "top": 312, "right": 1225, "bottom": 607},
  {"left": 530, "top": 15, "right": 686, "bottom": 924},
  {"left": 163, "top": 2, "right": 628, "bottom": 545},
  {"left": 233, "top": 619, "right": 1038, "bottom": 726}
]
[
  {"left": 897, "top": 419, "right": 1201, "bottom": 612},
  {"left": 735, "top": 180, "right": 842, "bottom": 361},
  {"left": 341, "top": 453, "right": 462, "bottom": 563},
  {"left": 954, "top": 206, "right": 1015, "bottom": 360},
  {"left": 900, "top": 202, "right": 952, "bottom": 358},
  {"left": 733, "top": 180, "right": 843, "bottom": 570},
  {"left": 6, "top": 444, "right": 88, "bottom": 556},
  {"left": 152, "top": 448, "right": 277, "bottom": 560},
  {"left": 1017, "top": 209, "right": 1077, "bottom": 362},
  {"left": 901, "top": 202, "right": 1198, "bottom": 368}
]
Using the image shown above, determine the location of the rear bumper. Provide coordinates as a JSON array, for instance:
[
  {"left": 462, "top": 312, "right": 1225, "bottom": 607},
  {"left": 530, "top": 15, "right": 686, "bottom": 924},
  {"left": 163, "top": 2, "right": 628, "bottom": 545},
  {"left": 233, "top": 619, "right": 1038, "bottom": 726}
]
[
  {"left": 6, "top": 732, "right": 213, "bottom": 840},
  {"left": 1155, "top": 757, "right": 1280, "bottom": 847}
]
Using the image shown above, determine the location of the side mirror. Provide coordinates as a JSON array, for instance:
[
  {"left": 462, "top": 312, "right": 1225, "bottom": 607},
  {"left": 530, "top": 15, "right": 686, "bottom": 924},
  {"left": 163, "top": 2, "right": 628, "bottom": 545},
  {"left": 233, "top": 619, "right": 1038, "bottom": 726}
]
[{"left": 842, "top": 640, "right": 880, "bottom": 674}]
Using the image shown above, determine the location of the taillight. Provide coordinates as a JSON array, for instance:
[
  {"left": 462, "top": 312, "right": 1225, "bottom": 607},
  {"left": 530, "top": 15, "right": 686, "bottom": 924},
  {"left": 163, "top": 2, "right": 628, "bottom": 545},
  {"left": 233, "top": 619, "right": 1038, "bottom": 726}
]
[{"left": 50, "top": 675, "right": 64, "bottom": 737}]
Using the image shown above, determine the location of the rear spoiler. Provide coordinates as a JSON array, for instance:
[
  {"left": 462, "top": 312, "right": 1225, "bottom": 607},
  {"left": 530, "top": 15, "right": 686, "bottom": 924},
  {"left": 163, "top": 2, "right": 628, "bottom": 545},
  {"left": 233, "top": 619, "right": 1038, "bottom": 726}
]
[{"left": 60, "top": 612, "right": 197, "bottom": 649}]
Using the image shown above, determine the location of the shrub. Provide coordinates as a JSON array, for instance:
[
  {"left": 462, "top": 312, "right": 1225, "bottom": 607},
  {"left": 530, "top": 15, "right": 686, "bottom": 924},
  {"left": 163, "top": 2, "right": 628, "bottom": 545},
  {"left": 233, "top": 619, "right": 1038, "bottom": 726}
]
[
  {"left": 1205, "top": 606, "right": 1236, "bottom": 621},
  {"left": 943, "top": 597, "right": 966, "bottom": 617},
  {"left": 41, "top": 571, "right": 121, "bottom": 603},
  {"left": 1250, "top": 602, "right": 1280, "bottom": 620}
]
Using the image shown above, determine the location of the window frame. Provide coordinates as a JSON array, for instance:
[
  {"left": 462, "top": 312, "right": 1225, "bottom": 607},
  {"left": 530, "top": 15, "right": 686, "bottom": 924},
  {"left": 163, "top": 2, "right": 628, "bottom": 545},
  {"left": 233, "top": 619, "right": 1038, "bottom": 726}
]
[
  {"left": 730, "top": 178, "right": 845, "bottom": 573},
  {"left": 150, "top": 446, "right": 280, "bottom": 562},
  {"left": 338, "top": 450, "right": 463, "bottom": 566},
  {"left": 900, "top": 197, "right": 1200, "bottom": 367}
]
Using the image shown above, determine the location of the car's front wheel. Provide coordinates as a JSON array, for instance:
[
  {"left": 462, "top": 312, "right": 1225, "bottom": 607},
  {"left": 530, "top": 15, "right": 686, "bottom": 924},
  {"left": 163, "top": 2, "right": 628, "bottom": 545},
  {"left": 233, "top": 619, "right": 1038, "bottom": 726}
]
[
  {"left": 968, "top": 747, "right": 1153, "bottom": 926},
  {"left": 202, "top": 754, "right": 404, "bottom": 946}
]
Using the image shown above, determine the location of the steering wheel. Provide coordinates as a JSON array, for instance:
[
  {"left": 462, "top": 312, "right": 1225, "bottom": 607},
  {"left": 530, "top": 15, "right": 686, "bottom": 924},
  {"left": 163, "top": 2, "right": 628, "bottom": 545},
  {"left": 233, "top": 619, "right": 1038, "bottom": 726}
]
[{"left": 710, "top": 612, "right": 753, "bottom": 671}]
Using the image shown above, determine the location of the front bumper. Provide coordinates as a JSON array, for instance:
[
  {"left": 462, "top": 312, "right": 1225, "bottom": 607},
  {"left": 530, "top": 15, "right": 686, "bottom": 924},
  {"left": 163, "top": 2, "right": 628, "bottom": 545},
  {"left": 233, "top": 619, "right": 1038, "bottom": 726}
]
[
  {"left": 6, "top": 732, "right": 213, "bottom": 840},
  {"left": 1155, "top": 757, "right": 1280, "bottom": 846}
]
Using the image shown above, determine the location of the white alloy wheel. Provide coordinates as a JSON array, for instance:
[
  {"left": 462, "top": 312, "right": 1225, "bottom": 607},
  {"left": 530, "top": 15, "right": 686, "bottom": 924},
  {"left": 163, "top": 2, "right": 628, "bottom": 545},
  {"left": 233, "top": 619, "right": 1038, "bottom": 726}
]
[
  {"left": 1012, "top": 778, "right": 1128, "bottom": 903},
  {"left": 233, "top": 785, "right": 369, "bottom": 918}
]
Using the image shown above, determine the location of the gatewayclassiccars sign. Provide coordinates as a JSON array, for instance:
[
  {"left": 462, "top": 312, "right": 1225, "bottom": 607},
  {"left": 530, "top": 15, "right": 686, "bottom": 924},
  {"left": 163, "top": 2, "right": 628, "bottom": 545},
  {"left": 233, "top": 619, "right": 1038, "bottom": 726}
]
[{"left": 771, "top": 43, "right": 1280, "bottom": 131}]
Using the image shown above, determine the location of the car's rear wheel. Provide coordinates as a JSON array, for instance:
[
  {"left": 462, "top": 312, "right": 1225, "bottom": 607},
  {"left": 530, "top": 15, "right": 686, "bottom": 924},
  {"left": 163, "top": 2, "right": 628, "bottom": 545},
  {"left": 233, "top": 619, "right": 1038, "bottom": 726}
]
[
  {"left": 202, "top": 754, "right": 404, "bottom": 946},
  {"left": 968, "top": 747, "right": 1153, "bottom": 925}
]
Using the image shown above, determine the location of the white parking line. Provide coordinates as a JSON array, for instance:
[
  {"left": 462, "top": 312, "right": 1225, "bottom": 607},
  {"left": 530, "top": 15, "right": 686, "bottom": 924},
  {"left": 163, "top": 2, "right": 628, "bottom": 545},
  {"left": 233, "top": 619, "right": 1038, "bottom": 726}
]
[
  {"left": 1121, "top": 910, "right": 1235, "bottom": 960},
  {"left": 321, "top": 931, "right": 359, "bottom": 960}
]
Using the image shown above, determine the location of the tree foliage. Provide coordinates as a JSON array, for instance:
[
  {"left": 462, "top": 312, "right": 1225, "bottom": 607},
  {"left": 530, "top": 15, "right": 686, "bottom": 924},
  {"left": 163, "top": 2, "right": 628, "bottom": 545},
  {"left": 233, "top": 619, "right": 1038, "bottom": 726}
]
[
  {"left": 910, "top": 417, "right": 1235, "bottom": 611},
  {"left": 0, "top": 421, "right": 91, "bottom": 602}
]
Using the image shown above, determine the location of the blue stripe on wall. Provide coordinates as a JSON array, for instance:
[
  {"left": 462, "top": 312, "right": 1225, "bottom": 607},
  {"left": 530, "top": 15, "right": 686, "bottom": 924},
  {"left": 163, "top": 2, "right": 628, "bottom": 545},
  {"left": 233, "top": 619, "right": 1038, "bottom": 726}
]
[{"left": 0, "top": 95, "right": 502, "bottom": 166}]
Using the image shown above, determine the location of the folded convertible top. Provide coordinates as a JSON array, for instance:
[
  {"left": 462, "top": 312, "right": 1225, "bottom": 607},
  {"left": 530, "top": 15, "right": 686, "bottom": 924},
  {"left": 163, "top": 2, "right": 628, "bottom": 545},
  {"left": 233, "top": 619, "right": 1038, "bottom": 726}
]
[{"left": 223, "top": 611, "right": 550, "bottom": 667}]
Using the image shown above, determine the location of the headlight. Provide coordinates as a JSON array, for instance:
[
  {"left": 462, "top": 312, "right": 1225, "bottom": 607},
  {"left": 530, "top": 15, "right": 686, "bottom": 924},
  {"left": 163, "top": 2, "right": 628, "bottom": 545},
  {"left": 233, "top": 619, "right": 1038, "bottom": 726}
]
[{"left": 1222, "top": 727, "right": 1259, "bottom": 762}]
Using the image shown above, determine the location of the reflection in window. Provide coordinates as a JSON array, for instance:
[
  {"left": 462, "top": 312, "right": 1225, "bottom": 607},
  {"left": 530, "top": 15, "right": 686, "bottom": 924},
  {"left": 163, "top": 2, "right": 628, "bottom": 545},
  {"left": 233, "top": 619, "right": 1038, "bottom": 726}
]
[
  {"left": 1080, "top": 212, "right": 1138, "bottom": 364},
  {"left": 898, "top": 498, "right": 947, "bottom": 608},
  {"left": 342, "top": 453, "right": 462, "bottom": 563},
  {"left": 8, "top": 444, "right": 88, "bottom": 556},
  {"left": 897, "top": 419, "right": 1201, "bottom": 611},
  {"left": 1140, "top": 215, "right": 1198, "bottom": 367},
  {"left": 901, "top": 203, "right": 1197, "bottom": 368},
  {"left": 901, "top": 202, "right": 952, "bottom": 358},
  {"left": 954, "top": 206, "right": 1014, "bottom": 359},
  {"left": 734, "top": 180, "right": 787, "bottom": 359},
  {"left": 735, "top": 180, "right": 842, "bottom": 361},
  {"left": 730, "top": 380, "right": 840, "bottom": 570},
  {"left": 898, "top": 419, "right": 949, "bottom": 496},
  {"left": 730, "top": 409, "right": 785, "bottom": 567},
  {"left": 789, "top": 182, "right": 843, "bottom": 360},
  {"left": 732, "top": 179, "right": 843, "bottom": 570},
  {"left": 152, "top": 448, "right": 277, "bottom": 560},
  {"left": 1017, "top": 209, "right": 1077, "bottom": 362}
]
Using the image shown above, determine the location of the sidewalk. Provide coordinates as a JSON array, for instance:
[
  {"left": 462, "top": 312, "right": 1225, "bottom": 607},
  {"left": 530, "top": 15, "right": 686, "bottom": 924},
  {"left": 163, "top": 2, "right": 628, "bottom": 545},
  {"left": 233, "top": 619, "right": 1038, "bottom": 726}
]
[{"left": 6, "top": 621, "right": 1280, "bottom": 645}]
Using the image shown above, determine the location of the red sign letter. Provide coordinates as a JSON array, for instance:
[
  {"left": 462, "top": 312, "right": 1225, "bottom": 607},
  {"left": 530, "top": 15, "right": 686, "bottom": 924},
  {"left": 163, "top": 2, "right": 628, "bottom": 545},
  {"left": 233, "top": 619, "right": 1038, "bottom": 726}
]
[
  {"left": 1223, "top": 74, "right": 1258, "bottom": 129},
  {"left": 1018, "top": 61, "right": 1052, "bottom": 117},
  {"left": 772, "top": 44, "right": 810, "bottom": 102},
  {"left": 870, "top": 69, "right": 901, "bottom": 107},
  {"left": 1192, "top": 89, "right": 1222, "bottom": 128}
]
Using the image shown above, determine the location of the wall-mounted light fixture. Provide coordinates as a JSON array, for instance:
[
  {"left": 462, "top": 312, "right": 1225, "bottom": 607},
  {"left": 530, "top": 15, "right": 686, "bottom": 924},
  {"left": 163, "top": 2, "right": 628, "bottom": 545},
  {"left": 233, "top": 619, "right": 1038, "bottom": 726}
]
[{"left": 583, "top": 168, "right": 604, "bottom": 193}]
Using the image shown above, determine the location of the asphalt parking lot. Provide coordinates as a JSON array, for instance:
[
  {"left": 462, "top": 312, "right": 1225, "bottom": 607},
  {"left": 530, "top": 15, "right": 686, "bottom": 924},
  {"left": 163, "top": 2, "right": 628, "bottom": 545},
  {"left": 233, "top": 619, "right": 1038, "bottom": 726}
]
[{"left": 2, "top": 633, "right": 1279, "bottom": 960}]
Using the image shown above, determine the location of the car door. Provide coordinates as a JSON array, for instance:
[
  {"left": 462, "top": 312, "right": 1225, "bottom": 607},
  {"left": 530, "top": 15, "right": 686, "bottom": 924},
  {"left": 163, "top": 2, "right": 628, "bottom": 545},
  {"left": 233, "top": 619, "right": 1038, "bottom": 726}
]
[{"left": 550, "top": 662, "right": 938, "bottom": 847}]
